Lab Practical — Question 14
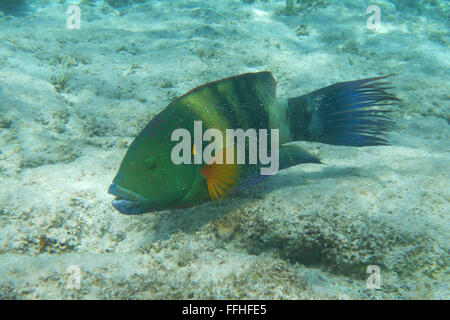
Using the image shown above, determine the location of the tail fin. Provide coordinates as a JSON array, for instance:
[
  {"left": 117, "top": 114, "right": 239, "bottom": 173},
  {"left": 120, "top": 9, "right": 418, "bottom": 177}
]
[{"left": 287, "top": 76, "right": 400, "bottom": 146}]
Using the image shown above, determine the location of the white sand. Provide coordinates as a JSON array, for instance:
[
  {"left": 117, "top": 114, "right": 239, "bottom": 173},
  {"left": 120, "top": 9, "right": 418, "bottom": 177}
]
[{"left": 0, "top": 0, "right": 448, "bottom": 299}]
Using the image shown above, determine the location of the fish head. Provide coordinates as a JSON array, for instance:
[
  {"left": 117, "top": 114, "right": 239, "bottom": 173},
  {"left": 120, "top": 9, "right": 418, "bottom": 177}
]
[{"left": 108, "top": 108, "right": 205, "bottom": 214}]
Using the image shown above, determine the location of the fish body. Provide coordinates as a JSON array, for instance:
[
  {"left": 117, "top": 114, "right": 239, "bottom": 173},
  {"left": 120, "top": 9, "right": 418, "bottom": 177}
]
[{"left": 109, "top": 72, "right": 398, "bottom": 214}]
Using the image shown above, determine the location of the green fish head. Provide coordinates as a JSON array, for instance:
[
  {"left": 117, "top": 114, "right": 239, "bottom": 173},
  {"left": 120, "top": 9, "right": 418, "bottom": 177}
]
[{"left": 108, "top": 108, "right": 204, "bottom": 214}]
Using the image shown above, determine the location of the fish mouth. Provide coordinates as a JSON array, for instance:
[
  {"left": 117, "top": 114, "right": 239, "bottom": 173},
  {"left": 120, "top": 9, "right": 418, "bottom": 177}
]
[{"left": 108, "top": 183, "right": 148, "bottom": 215}]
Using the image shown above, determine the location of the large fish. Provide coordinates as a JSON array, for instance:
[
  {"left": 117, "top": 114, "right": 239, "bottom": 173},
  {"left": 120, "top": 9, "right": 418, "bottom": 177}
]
[{"left": 108, "top": 72, "right": 399, "bottom": 214}]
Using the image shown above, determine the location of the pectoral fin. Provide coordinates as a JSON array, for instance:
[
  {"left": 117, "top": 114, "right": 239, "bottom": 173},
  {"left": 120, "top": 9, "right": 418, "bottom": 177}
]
[
  {"left": 200, "top": 146, "right": 241, "bottom": 201},
  {"left": 238, "top": 144, "right": 321, "bottom": 189}
]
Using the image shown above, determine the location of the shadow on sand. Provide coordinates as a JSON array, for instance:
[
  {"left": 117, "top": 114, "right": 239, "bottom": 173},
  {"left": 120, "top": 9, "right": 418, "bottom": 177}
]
[{"left": 141, "top": 164, "right": 374, "bottom": 243}]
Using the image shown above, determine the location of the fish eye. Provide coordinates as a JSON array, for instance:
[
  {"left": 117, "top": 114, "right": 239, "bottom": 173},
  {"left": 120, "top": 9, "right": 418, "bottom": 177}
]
[{"left": 144, "top": 158, "right": 157, "bottom": 170}]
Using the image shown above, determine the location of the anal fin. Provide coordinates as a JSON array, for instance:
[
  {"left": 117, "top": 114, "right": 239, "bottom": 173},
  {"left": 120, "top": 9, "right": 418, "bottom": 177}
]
[
  {"left": 237, "top": 144, "right": 321, "bottom": 189},
  {"left": 279, "top": 144, "right": 321, "bottom": 170}
]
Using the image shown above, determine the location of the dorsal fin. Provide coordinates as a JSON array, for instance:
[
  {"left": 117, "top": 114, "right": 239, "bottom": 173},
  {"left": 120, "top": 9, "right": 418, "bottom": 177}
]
[{"left": 176, "top": 71, "right": 277, "bottom": 101}]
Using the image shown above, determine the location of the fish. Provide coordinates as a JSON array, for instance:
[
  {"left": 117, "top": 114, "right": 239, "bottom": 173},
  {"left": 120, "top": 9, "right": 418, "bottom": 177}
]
[{"left": 108, "top": 71, "right": 399, "bottom": 214}]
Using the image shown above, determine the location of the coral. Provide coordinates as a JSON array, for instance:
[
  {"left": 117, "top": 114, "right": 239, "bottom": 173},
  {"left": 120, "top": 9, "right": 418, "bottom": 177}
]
[
  {"left": 0, "top": 115, "right": 11, "bottom": 129},
  {"left": 50, "top": 73, "right": 72, "bottom": 93},
  {"left": 296, "top": 24, "right": 309, "bottom": 37}
]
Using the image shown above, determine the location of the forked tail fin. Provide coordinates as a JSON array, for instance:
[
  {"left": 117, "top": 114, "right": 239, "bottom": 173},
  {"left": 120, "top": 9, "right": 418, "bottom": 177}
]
[{"left": 287, "top": 76, "right": 400, "bottom": 146}]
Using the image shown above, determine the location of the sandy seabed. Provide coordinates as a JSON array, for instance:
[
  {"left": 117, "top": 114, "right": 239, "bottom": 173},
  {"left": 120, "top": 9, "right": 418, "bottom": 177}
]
[{"left": 0, "top": 0, "right": 448, "bottom": 299}]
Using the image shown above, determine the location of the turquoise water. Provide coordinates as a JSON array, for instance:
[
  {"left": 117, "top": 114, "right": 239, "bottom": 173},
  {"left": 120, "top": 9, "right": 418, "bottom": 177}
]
[{"left": 0, "top": 0, "right": 448, "bottom": 299}]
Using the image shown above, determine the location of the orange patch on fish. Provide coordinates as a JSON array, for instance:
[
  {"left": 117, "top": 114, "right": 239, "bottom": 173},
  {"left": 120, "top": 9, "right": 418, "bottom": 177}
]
[{"left": 200, "top": 146, "right": 240, "bottom": 201}]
